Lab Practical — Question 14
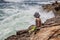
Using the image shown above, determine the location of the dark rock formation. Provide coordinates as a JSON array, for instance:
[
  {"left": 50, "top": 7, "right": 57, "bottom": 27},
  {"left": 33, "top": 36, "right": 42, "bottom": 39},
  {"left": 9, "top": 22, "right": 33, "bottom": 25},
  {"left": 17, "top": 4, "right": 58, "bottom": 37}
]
[
  {"left": 5, "top": 35, "right": 18, "bottom": 40},
  {"left": 42, "top": 1, "right": 60, "bottom": 16},
  {"left": 16, "top": 30, "right": 28, "bottom": 35}
]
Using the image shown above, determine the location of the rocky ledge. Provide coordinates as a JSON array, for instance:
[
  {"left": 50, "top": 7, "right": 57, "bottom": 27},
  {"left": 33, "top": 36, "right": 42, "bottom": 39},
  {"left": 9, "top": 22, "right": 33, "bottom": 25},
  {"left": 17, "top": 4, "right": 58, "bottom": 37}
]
[
  {"left": 42, "top": 1, "right": 60, "bottom": 16},
  {"left": 5, "top": 16, "right": 60, "bottom": 40}
]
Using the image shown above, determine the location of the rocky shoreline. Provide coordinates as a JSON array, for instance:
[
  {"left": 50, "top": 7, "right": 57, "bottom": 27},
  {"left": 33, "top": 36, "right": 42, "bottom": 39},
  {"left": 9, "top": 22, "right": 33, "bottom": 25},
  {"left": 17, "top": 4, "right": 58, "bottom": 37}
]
[
  {"left": 5, "top": 16, "right": 60, "bottom": 40},
  {"left": 5, "top": 1, "right": 60, "bottom": 40}
]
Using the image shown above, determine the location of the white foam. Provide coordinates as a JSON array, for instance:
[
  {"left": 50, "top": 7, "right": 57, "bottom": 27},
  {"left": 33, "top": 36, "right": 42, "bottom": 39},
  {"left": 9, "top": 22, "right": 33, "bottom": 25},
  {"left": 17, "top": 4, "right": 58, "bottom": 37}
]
[
  {"left": 0, "top": 5, "right": 55, "bottom": 40},
  {"left": 4, "top": 0, "right": 24, "bottom": 2}
]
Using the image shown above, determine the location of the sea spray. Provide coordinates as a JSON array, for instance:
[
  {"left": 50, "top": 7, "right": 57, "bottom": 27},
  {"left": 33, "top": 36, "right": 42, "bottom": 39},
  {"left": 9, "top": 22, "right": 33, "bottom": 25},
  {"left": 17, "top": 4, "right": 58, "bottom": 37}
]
[{"left": 0, "top": 3, "right": 55, "bottom": 40}]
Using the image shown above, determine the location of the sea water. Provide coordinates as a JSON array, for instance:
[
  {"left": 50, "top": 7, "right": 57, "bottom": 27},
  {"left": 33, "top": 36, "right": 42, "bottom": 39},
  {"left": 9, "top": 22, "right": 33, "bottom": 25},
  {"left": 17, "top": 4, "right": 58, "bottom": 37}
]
[{"left": 0, "top": 1, "right": 57, "bottom": 40}]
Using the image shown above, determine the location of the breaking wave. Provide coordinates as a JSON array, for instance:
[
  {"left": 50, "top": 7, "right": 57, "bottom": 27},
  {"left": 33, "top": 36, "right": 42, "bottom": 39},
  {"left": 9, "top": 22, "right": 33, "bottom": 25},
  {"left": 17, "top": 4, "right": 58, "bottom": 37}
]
[{"left": 0, "top": 1, "right": 56, "bottom": 40}]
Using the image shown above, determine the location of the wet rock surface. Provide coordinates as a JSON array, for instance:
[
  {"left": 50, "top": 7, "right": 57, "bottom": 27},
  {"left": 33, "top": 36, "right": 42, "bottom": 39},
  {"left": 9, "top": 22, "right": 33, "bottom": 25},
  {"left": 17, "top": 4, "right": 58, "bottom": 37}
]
[{"left": 5, "top": 16, "right": 60, "bottom": 40}]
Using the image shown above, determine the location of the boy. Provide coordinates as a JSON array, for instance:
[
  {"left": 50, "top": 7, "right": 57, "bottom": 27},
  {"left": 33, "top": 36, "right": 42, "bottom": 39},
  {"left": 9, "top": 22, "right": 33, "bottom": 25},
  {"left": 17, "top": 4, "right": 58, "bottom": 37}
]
[
  {"left": 34, "top": 12, "right": 41, "bottom": 28},
  {"left": 28, "top": 12, "right": 42, "bottom": 34}
]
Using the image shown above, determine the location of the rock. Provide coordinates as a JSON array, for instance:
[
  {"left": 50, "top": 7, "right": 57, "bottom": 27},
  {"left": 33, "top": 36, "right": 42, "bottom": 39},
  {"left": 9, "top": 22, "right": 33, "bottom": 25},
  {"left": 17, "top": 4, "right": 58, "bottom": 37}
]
[
  {"left": 44, "top": 16, "right": 60, "bottom": 26},
  {"left": 16, "top": 30, "right": 28, "bottom": 35},
  {"left": 30, "top": 25, "right": 60, "bottom": 40},
  {"left": 5, "top": 35, "right": 18, "bottom": 40},
  {"left": 17, "top": 37, "right": 30, "bottom": 40},
  {"left": 42, "top": 1, "right": 60, "bottom": 16},
  {"left": 49, "top": 30, "right": 60, "bottom": 40},
  {"left": 51, "top": 30, "right": 60, "bottom": 38}
]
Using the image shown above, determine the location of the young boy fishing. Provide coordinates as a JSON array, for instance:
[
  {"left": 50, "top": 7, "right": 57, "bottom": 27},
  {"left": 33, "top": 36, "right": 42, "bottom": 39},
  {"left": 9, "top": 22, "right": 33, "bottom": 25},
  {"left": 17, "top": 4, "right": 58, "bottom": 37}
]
[{"left": 28, "top": 12, "right": 42, "bottom": 34}]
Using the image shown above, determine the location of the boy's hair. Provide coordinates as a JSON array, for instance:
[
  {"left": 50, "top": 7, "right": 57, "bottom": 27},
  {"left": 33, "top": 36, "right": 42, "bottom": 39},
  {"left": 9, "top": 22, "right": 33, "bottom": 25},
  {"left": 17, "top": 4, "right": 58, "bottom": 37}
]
[{"left": 34, "top": 12, "right": 40, "bottom": 18}]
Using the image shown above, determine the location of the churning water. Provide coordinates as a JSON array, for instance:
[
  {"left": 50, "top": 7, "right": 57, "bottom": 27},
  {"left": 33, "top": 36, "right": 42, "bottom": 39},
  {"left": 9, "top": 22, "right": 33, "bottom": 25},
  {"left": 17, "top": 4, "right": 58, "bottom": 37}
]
[{"left": 0, "top": 1, "right": 55, "bottom": 40}]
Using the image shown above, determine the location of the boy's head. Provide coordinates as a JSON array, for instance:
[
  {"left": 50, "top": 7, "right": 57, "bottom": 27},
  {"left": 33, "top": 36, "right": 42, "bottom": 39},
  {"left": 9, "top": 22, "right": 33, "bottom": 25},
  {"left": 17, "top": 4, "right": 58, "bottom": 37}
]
[{"left": 34, "top": 12, "right": 40, "bottom": 18}]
